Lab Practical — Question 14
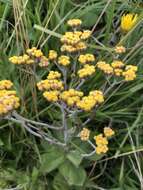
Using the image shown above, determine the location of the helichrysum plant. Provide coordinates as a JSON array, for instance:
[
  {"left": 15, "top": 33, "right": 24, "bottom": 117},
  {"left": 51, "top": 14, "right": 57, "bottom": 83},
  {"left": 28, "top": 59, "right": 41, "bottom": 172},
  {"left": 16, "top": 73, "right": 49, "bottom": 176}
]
[{"left": 1, "top": 18, "right": 138, "bottom": 162}]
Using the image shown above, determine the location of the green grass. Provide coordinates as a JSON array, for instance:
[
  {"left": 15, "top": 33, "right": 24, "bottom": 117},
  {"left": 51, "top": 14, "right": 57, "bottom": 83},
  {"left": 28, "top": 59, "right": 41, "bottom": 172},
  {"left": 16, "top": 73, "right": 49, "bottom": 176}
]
[{"left": 0, "top": 0, "right": 143, "bottom": 189}]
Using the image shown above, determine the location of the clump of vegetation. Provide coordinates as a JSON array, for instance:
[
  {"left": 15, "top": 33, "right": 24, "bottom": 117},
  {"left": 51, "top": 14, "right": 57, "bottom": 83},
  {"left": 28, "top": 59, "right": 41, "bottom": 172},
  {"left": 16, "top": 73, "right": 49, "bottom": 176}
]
[{"left": 0, "top": 0, "right": 143, "bottom": 189}]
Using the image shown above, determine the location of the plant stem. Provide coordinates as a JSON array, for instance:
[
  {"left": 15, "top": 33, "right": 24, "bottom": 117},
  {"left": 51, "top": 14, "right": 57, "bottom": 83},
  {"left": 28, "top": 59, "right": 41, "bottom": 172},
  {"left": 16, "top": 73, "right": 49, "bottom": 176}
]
[
  {"left": 61, "top": 104, "right": 68, "bottom": 144},
  {"left": 5, "top": 115, "right": 66, "bottom": 147}
]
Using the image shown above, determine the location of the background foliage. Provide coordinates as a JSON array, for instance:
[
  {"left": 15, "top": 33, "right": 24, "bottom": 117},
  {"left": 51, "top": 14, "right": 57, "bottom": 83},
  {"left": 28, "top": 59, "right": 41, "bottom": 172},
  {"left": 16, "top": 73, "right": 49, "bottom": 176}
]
[{"left": 0, "top": 0, "right": 143, "bottom": 189}]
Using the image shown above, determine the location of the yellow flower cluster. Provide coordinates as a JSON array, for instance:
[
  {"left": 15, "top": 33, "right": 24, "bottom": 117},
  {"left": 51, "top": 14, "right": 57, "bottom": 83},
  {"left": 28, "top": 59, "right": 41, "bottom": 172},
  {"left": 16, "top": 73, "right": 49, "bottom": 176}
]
[
  {"left": 115, "top": 46, "right": 126, "bottom": 54},
  {"left": 77, "top": 96, "right": 96, "bottom": 111},
  {"left": 0, "top": 80, "right": 20, "bottom": 115},
  {"left": 111, "top": 60, "right": 124, "bottom": 69},
  {"left": 47, "top": 71, "right": 61, "bottom": 80},
  {"left": 97, "top": 60, "right": 137, "bottom": 80},
  {"left": 60, "top": 89, "right": 83, "bottom": 106},
  {"left": 38, "top": 77, "right": 104, "bottom": 110},
  {"left": 37, "top": 79, "right": 63, "bottom": 91},
  {"left": 80, "top": 30, "right": 92, "bottom": 40},
  {"left": 76, "top": 90, "right": 104, "bottom": 111},
  {"left": 122, "top": 65, "right": 137, "bottom": 81},
  {"left": 79, "top": 127, "right": 114, "bottom": 153},
  {"left": 43, "top": 90, "right": 60, "bottom": 102},
  {"left": 94, "top": 127, "right": 115, "bottom": 154},
  {"left": 61, "top": 42, "right": 87, "bottom": 53},
  {"left": 94, "top": 134, "right": 108, "bottom": 154},
  {"left": 104, "top": 127, "right": 115, "bottom": 137},
  {"left": 67, "top": 19, "right": 82, "bottom": 27},
  {"left": 0, "top": 80, "right": 13, "bottom": 90},
  {"left": 61, "top": 31, "right": 81, "bottom": 45},
  {"left": 48, "top": 50, "right": 58, "bottom": 60},
  {"left": 114, "top": 69, "right": 123, "bottom": 77},
  {"left": 89, "top": 90, "right": 104, "bottom": 104},
  {"left": 26, "top": 47, "right": 43, "bottom": 58},
  {"left": 9, "top": 47, "right": 50, "bottom": 67},
  {"left": 9, "top": 54, "right": 34, "bottom": 65},
  {"left": 78, "top": 54, "right": 95, "bottom": 64},
  {"left": 121, "top": 13, "right": 138, "bottom": 32},
  {"left": 111, "top": 61, "right": 125, "bottom": 76},
  {"left": 39, "top": 56, "right": 49, "bottom": 67},
  {"left": 97, "top": 61, "right": 113, "bottom": 74},
  {"left": 37, "top": 71, "right": 64, "bottom": 92},
  {"left": 61, "top": 30, "right": 91, "bottom": 46},
  {"left": 58, "top": 55, "right": 70, "bottom": 66},
  {"left": 78, "top": 64, "right": 95, "bottom": 78},
  {"left": 80, "top": 128, "right": 90, "bottom": 141},
  {"left": 60, "top": 20, "right": 91, "bottom": 53}
]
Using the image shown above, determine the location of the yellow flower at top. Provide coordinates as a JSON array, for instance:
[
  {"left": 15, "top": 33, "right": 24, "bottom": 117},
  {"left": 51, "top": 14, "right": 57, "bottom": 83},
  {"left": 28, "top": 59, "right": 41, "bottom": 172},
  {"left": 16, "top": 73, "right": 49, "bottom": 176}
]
[
  {"left": 121, "top": 13, "right": 138, "bottom": 32},
  {"left": 67, "top": 19, "right": 82, "bottom": 27}
]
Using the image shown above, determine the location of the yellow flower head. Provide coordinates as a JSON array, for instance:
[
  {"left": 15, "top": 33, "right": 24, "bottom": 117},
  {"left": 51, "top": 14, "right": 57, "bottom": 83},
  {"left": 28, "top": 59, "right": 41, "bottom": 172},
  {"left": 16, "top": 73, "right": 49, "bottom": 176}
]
[
  {"left": 58, "top": 55, "right": 70, "bottom": 66},
  {"left": 37, "top": 79, "right": 64, "bottom": 91},
  {"left": 61, "top": 32, "right": 80, "bottom": 45},
  {"left": 78, "top": 54, "right": 95, "bottom": 64},
  {"left": 48, "top": 50, "right": 58, "bottom": 60},
  {"left": 115, "top": 46, "right": 126, "bottom": 54},
  {"left": 96, "top": 145, "right": 108, "bottom": 154},
  {"left": 78, "top": 64, "right": 95, "bottom": 78},
  {"left": 80, "top": 30, "right": 91, "bottom": 40},
  {"left": 76, "top": 95, "right": 97, "bottom": 111},
  {"left": 43, "top": 90, "right": 60, "bottom": 102},
  {"left": 0, "top": 81, "right": 20, "bottom": 116},
  {"left": 67, "top": 19, "right": 82, "bottom": 27},
  {"left": 80, "top": 128, "right": 90, "bottom": 141},
  {"left": 122, "top": 69, "right": 136, "bottom": 81},
  {"left": 60, "top": 89, "right": 83, "bottom": 106},
  {"left": 94, "top": 134, "right": 108, "bottom": 146},
  {"left": 39, "top": 56, "right": 49, "bottom": 67},
  {"left": 111, "top": 60, "right": 124, "bottom": 69},
  {"left": 47, "top": 71, "right": 61, "bottom": 80},
  {"left": 61, "top": 44, "right": 76, "bottom": 53},
  {"left": 121, "top": 13, "right": 138, "bottom": 32},
  {"left": 97, "top": 61, "right": 113, "bottom": 75},
  {"left": 75, "top": 42, "right": 87, "bottom": 51},
  {"left": 89, "top": 90, "right": 104, "bottom": 104},
  {"left": 104, "top": 127, "right": 115, "bottom": 137},
  {"left": 114, "top": 68, "right": 123, "bottom": 76},
  {"left": 0, "top": 80, "right": 13, "bottom": 90}
]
